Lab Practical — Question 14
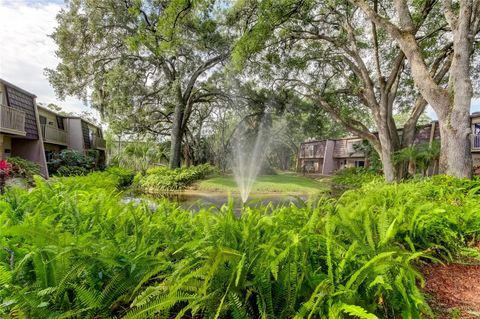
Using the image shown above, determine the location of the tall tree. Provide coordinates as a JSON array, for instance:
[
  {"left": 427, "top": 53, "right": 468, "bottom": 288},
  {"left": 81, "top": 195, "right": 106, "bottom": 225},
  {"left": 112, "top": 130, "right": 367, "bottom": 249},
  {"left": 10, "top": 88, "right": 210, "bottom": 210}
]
[
  {"left": 47, "top": 0, "right": 233, "bottom": 168},
  {"left": 231, "top": 0, "right": 450, "bottom": 181},
  {"left": 350, "top": 0, "right": 480, "bottom": 178}
]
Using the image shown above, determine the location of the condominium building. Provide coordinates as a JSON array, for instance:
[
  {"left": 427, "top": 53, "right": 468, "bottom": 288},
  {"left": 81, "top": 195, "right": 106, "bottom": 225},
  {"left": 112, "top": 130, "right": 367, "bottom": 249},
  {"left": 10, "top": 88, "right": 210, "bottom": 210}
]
[
  {"left": 0, "top": 79, "right": 49, "bottom": 177},
  {"left": 0, "top": 78, "right": 106, "bottom": 178},
  {"left": 298, "top": 117, "right": 480, "bottom": 175}
]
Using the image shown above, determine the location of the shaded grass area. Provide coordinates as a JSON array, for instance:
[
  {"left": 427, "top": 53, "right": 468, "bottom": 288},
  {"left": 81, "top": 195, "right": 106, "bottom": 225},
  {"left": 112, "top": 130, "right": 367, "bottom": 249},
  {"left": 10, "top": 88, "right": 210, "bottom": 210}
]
[{"left": 194, "top": 173, "right": 328, "bottom": 194}]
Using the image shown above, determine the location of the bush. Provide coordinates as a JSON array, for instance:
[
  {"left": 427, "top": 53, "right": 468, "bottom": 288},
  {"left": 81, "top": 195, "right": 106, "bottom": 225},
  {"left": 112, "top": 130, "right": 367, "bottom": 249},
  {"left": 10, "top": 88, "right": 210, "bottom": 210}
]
[
  {"left": 138, "top": 164, "right": 217, "bottom": 192},
  {"left": 56, "top": 165, "right": 88, "bottom": 176},
  {"left": 106, "top": 166, "right": 135, "bottom": 187},
  {"left": 48, "top": 149, "right": 96, "bottom": 176},
  {"left": 331, "top": 167, "right": 380, "bottom": 194},
  {"left": 7, "top": 157, "right": 40, "bottom": 184}
]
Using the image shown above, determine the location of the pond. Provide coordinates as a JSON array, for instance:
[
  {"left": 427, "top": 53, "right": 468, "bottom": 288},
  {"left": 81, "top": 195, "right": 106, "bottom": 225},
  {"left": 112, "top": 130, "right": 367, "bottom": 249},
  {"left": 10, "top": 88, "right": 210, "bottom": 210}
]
[{"left": 123, "top": 191, "right": 312, "bottom": 213}]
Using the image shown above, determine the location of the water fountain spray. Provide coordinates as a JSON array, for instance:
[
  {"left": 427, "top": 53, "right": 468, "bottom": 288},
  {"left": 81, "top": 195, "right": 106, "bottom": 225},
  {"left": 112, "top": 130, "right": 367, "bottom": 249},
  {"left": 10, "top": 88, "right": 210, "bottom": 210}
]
[{"left": 231, "top": 118, "right": 270, "bottom": 203}]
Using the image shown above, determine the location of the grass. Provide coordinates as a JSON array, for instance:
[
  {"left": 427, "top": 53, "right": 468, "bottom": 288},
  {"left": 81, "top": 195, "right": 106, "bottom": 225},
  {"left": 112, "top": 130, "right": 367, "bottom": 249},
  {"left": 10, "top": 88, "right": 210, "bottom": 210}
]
[{"left": 194, "top": 173, "right": 328, "bottom": 194}]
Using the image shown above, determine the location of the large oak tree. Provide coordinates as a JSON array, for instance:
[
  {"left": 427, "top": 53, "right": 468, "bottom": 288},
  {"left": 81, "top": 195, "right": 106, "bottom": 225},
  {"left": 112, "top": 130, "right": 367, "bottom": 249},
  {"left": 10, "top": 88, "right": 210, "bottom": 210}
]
[
  {"left": 47, "top": 0, "right": 233, "bottom": 168},
  {"left": 231, "top": 0, "right": 450, "bottom": 181},
  {"left": 350, "top": 0, "right": 480, "bottom": 178}
]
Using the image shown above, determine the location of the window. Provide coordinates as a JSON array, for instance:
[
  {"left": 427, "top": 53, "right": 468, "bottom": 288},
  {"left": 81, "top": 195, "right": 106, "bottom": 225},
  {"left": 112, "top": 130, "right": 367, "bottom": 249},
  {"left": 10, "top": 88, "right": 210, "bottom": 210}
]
[
  {"left": 355, "top": 160, "right": 365, "bottom": 168},
  {"left": 56, "top": 116, "right": 65, "bottom": 130},
  {"left": 475, "top": 123, "right": 480, "bottom": 135}
]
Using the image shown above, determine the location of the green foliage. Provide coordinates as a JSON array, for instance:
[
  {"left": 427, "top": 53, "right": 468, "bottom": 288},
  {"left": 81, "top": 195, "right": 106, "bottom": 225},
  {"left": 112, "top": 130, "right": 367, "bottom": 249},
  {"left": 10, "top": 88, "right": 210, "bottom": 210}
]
[
  {"left": 6, "top": 157, "right": 41, "bottom": 185},
  {"left": 1, "top": 171, "right": 479, "bottom": 318},
  {"left": 331, "top": 167, "right": 381, "bottom": 194},
  {"left": 56, "top": 165, "right": 88, "bottom": 177},
  {"left": 108, "top": 140, "right": 169, "bottom": 173},
  {"left": 106, "top": 167, "right": 135, "bottom": 187},
  {"left": 137, "top": 164, "right": 217, "bottom": 192},
  {"left": 394, "top": 142, "right": 441, "bottom": 177},
  {"left": 352, "top": 141, "right": 382, "bottom": 173},
  {"left": 48, "top": 149, "right": 97, "bottom": 176}
]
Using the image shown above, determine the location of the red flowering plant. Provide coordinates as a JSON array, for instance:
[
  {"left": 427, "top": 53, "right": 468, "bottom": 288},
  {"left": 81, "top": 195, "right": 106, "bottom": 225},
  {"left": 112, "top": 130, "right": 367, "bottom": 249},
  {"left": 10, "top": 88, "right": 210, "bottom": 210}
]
[{"left": 0, "top": 159, "right": 11, "bottom": 193}]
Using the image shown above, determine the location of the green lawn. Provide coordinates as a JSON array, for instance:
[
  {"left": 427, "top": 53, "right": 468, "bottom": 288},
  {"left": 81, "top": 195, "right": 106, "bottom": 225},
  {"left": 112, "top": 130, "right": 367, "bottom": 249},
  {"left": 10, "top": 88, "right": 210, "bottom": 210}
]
[{"left": 194, "top": 173, "right": 328, "bottom": 194}]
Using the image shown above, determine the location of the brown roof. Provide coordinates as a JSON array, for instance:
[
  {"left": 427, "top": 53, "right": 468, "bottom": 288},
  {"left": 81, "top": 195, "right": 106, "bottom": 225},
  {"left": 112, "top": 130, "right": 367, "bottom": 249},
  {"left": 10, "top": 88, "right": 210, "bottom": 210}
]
[{"left": 0, "top": 78, "right": 37, "bottom": 98}]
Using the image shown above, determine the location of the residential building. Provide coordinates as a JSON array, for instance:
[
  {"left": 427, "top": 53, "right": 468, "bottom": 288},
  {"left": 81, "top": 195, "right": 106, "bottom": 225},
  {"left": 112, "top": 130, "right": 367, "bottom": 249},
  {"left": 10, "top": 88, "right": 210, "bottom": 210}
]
[
  {"left": 37, "top": 105, "right": 69, "bottom": 161},
  {"left": 0, "top": 79, "right": 48, "bottom": 177},
  {"left": 65, "top": 116, "right": 106, "bottom": 166},
  {"left": 298, "top": 115, "right": 480, "bottom": 175},
  {"left": 37, "top": 106, "right": 107, "bottom": 166}
]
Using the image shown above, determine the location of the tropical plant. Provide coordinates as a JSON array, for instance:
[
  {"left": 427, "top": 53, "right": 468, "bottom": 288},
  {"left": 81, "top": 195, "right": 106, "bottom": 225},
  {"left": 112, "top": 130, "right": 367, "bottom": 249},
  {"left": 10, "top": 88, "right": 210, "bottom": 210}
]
[
  {"left": 7, "top": 157, "right": 40, "bottom": 182},
  {"left": 109, "top": 140, "right": 169, "bottom": 173},
  {"left": 1, "top": 172, "right": 479, "bottom": 318},
  {"left": 331, "top": 167, "right": 381, "bottom": 195},
  {"left": 48, "top": 149, "right": 96, "bottom": 176},
  {"left": 394, "top": 142, "right": 441, "bottom": 178},
  {"left": 136, "top": 164, "right": 217, "bottom": 192}
]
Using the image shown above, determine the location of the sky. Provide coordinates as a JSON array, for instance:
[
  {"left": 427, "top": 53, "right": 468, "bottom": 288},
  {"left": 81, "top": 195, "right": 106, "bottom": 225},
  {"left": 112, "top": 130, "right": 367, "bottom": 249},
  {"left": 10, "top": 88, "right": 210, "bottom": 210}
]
[
  {"left": 1, "top": 0, "right": 480, "bottom": 122},
  {"left": 0, "top": 0, "right": 88, "bottom": 115}
]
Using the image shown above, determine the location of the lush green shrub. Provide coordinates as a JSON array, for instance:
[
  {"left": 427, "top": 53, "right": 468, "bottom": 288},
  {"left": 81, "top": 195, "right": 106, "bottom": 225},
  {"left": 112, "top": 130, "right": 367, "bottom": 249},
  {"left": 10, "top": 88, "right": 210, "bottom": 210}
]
[
  {"left": 48, "top": 149, "right": 96, "bottom": 175},
  {"left": 106, "top": 166, "right": 135, "bottom": 187},
  {"left": 337, "top": 175, "right": 480, "bottom": 258},
  {"left": 1, "top": 173, "right": 479, "bottom": 318},
  {"left": 7, "top": 157, "right": 40, "bottom": 183},
  {"left": 56, "top": 165, "right": 88, "bottom": 176},
  {"left": 138, "top": 164, "right": 218, "bottom": 192},
  {"left": 331, "top": 167, "right": 380, "bottom": 194}
]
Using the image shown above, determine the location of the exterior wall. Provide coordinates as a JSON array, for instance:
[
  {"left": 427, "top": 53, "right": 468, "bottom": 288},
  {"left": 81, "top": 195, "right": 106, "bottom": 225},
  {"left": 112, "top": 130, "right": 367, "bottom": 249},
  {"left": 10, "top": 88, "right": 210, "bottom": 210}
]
[
  {"left": 472, "top": 153, "right": 480, "bottom": 166},
  {"left": 0, "top": 84, "right": 6, "bottom": 105},
  {"left": 300, "top": 140, "right": 326, "bottom": 159},
  {"left": 299, "top": 158, "right": 323, "bottom": 173},
  {"left": 11, "top": 138, "right": 48, "bottom": 177},
  {"left": 0, "top": 135, "right": 12, "bottom": 159},
  {"left": 38, "top": 107, "right": 66, "bottom": 131},
  {"left": 334, "top": 138, "right": 364, "bottom": 158},
  {"left": 413, "top": 123, "right": 440, "bottom": 145},
  {"left": 322, "top": 140, "right": 336, "bottom": 175},
  {"left": 67, "top": 118, "right": 85, "bottom": 152}
]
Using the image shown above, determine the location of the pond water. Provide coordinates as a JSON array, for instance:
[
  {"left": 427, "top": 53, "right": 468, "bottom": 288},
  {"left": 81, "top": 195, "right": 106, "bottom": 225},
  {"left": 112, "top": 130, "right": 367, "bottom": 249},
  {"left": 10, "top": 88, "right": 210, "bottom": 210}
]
[{"left": 123, "top": 191, "right": 311, "bottom": 212}]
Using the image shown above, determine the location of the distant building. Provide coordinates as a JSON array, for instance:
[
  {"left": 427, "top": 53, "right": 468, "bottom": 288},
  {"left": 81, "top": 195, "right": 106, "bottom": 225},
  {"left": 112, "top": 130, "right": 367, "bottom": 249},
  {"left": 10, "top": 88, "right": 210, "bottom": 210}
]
[
  {"left": 0, "top": 79, "right": 49, "bottom": 177},
  {"left": 37, "top": 106, "right": 106, "bottom": 166},
  {"left": 0, "top": 78, "right": 107, "bottom": 179},
  {"left": 298, "top": 117, "right": 480, "bottom": 175}
]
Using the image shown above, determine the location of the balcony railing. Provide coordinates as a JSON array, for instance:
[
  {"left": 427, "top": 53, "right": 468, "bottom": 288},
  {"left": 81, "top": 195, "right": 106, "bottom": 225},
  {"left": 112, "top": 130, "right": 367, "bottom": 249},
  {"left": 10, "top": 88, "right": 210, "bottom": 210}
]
[
  {"left": 91, "top": 135, "right": 106, "bottom": 150},
  {"left": 41, "top": 124, "right": 68, "bottom": 145},
  {"left": 472, "top": 134, "right": 480, "bottom": 150},
  {"left": 0, "top": 105, "right": 26, "bottom": 135}
]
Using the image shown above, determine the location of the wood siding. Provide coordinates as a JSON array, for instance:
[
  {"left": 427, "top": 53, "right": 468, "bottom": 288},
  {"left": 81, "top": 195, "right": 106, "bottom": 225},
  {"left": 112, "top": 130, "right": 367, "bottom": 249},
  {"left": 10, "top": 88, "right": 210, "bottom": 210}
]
[
  {"left": 299, "top": 141, "right": 326, "bottom": 158},
  {"left": 333, "top": 139, "right": 364, "bottom": 158},
  {"left": 413, "top": 124, "right": 440, "bottom": 144},
  {"left": 81, "top": 120, "right": 91, "bottom": 149},
  {"left": 5, "top": 85, "right": 38, "bottom": 139}
]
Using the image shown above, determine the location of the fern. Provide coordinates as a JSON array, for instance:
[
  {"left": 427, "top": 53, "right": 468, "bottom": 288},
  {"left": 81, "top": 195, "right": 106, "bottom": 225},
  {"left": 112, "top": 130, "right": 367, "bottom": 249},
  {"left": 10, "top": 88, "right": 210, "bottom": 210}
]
[{"left": 340, "top": 304, "right": 379, "bottom": 319}]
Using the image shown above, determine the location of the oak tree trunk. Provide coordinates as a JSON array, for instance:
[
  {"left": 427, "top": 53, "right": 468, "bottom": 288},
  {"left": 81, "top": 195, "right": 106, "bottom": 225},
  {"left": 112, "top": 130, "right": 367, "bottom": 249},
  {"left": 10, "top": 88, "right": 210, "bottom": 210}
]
[
  {"left": 169, "top": 103, "right": 185, "bottom": 169},
  {"left": 438, "top": 114, "right": 472, "bottom": 178}
]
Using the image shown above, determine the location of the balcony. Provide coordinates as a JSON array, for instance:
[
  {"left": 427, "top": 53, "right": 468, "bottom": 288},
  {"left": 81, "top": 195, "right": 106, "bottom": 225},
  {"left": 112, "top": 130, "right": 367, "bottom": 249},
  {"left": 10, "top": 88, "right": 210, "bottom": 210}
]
[
  {"left": 91, "top": 134, "right": 106, "bottom": 150},
  {"left": 472, "top": 134, "right": 480, "bottom": 150},
  {"left": 0, "top": 105, "right": 26, "bottom": 136},
  {"left": 41, "top": 124, "right": 68, "bottom": 146}
]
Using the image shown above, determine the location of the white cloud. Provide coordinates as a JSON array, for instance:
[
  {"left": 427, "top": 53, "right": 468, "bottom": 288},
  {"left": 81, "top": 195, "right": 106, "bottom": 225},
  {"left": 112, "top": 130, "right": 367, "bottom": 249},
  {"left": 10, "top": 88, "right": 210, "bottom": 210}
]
[{"left": 0, "top": 0, "right": 94, "bottom": 116}]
